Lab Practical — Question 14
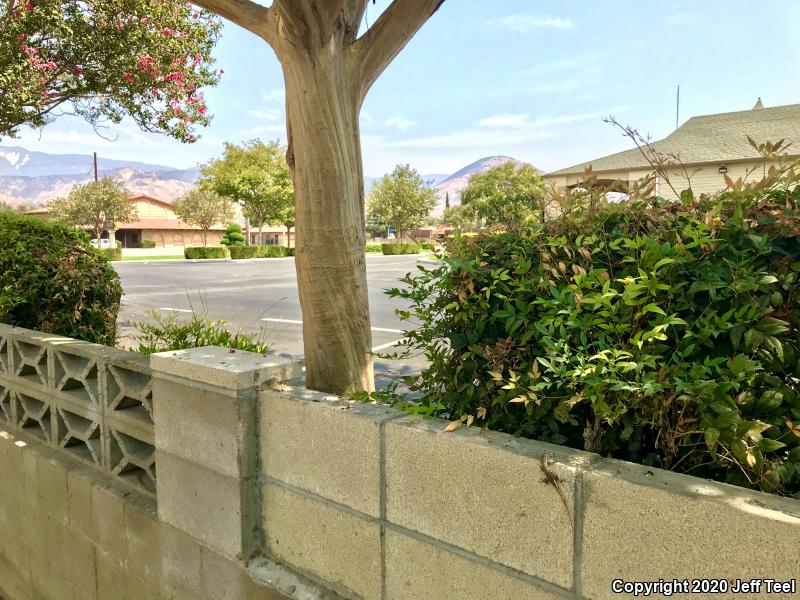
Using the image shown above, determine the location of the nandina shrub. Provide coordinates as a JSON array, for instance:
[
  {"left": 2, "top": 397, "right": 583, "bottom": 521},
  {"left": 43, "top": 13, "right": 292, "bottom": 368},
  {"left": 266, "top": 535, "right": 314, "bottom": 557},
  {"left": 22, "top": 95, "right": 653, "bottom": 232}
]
[
  {"left": 0, "top": 212, "right": 121, "bottom": 345},
  {"left": 387, "top": 175, "right": 800, "bottom": 496}
]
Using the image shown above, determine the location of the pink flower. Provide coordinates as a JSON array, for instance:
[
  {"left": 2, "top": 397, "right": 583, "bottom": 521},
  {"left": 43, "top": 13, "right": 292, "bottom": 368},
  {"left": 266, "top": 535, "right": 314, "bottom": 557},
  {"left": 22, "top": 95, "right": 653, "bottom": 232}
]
[
  {"left": 24, "top": 2, "right": 33, "bottom": 10},
  {"left": 163, "top": 27, "right": 173, "bottom": 37},
  {"left": 140, "top": 16, "right": 151, "bottom": 25},
  {"left": 114, "top": 20, "right": 123, "bottom": 30},
  {"left": 72, "top": 66, "right": 84, "bottom": 76},
  {"left": 123, "top": 72, "right": 134, "bottom": 84},
  {"left": 197, "top": 105, "right": 206, "bottom": 116}
]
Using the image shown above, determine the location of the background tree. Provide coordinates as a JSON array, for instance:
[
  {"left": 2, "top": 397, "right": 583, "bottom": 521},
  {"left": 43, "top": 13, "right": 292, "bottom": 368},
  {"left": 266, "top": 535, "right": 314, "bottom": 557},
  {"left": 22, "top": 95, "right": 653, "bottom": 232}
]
[
  {"left": 201, "top": 139, "right": 293, "bottom": 246},
  {"left": 461, "top": 162, "right": 545, "bottom": 228},
  {"left": 367, "top": 164, "right": 437, "bottom": 241},
  {"left": 190, "top": 0, "right": 445, "bottom": 394},
  {"left": 439, "top": 205, "right": 476, "bottom": 234},
  {"left": 48, "top": 178, "right": 137, "bottom": 244},
  {"left": 172, "top": 188, "right": 234, "bottom": 246},
  {"left": 0, "top": 1, "right": 222, "bottom": 141}
]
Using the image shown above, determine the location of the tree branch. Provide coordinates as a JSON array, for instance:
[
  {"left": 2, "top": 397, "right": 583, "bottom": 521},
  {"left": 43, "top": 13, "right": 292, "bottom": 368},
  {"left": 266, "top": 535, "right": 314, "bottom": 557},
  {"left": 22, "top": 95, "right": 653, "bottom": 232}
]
[
  {"left": 192, "top": 0, "right": 274, "bottom": 42},
  {"left": 352, "top": 0, "right": 444, "bottom": 97}
]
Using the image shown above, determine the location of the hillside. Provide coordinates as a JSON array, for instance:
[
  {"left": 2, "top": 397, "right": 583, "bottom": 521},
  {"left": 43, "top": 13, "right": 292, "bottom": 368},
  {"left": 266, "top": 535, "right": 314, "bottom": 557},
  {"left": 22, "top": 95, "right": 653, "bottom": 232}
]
[
  {"left": 432, "top": 155, "right": 522, "bottom": 216},
  {"left": 0, "top": 145, "right": 525, "bottom": 212}
]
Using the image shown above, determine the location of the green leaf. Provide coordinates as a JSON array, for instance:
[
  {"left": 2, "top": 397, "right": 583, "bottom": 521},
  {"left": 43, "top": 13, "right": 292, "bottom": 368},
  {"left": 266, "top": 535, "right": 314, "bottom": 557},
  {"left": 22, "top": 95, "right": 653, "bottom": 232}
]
[
  {"left": 758, "top": 438, "right": 786, "bottom": 453},
  {"left": 704, "top": 427, "right": 720, "bottom": 454}
]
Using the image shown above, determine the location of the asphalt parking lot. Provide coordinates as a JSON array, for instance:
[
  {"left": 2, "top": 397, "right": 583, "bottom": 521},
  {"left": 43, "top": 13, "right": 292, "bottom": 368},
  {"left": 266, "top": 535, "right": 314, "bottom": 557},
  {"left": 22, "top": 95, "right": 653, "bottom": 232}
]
[{"left": 114, "top": 254, "right": 428, "bottom": 384}]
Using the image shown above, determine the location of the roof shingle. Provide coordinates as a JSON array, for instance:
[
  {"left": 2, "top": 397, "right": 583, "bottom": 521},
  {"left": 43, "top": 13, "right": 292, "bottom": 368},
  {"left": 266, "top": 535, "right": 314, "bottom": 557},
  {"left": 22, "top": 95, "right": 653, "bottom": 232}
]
[{"left": 550, "top": 103, "right": 800, "bottom": 175}]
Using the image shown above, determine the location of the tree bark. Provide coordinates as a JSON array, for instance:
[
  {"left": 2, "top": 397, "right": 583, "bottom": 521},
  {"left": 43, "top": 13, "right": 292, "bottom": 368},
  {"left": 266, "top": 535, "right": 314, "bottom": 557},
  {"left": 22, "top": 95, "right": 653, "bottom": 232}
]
[
  {"left": 285, "top": 225, "right": 291, "bottom": 248},
  {"left": 282, "top": 49, "right": 374, "bottom": 394},
  {"left": 192, "top": 0, "right": 446, "bottom": 394}
]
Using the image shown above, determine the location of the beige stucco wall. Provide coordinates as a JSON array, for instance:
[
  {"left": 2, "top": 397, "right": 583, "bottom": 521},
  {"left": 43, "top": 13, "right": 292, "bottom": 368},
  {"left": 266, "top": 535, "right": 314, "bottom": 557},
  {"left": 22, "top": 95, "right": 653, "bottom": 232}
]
[
  {"left": 547, "top": 160, "right": 774, "bottom": 202},
  {"left": 132, "top": 198, "right": 174, "bottom": 219},
  {"left": 141, "top": 229, "right": 224, "bottom": 248}
]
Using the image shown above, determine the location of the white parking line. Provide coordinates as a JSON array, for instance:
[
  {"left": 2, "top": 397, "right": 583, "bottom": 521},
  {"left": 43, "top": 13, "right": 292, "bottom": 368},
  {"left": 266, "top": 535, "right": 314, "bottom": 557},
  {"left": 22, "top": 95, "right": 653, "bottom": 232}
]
[
  {"left": 261, "top": 317, "right": 403, "bottom": 334},
  {"left": 158, "top": 307, "right": 193, "bottom": 313},
  {"left": 261, "top": 317, "right": 303, "bottom": 325},
  {"left": 371, "top": 339, "right": 405, "bottom": 352}
]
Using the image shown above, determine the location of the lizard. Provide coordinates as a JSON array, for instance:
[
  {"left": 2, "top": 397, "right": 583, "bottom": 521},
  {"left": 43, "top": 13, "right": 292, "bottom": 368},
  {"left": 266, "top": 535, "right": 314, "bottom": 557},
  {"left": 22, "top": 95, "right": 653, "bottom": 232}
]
[{"left": 540, "top": 455, "right": 573, "bottom": 526}]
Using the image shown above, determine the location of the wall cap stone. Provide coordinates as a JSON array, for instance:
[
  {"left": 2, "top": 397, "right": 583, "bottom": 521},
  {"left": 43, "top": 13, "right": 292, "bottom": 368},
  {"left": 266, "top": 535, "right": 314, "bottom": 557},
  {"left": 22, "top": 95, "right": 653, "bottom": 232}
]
[
  {"left": 585, "top": 455, "right": 800, "bottom": 521},
  {"left": 151, "top": 346, "right": 303, "bottom": 390}
]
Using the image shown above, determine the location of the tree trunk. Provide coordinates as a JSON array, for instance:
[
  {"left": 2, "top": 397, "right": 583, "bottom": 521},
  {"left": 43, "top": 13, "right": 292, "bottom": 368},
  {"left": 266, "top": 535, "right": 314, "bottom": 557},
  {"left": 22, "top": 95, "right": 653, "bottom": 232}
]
[
  {"left": 282, "top": 50, "right": 373, "bottom": 394},
  {"left": 285, "top": 225, "right": 291, "bottom": 248},
  {"left": 202, "top": 229, "right": 208, "bottom": 247},
  {"left": 258, "top": 224, "right": 262, "bottom": 246}
]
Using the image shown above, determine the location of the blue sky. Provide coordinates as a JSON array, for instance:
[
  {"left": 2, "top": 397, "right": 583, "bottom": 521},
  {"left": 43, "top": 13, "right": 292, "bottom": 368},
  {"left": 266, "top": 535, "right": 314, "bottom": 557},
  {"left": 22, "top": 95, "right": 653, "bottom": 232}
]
[{"left": 12, "top": 0, "right": 800, "bottom": 177}]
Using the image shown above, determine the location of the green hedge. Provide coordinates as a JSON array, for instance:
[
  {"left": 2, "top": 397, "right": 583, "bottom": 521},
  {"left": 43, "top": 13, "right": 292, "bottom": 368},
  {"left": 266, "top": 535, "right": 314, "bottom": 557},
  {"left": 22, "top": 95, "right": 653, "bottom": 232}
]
[
  {"left": 365, "top": 243, "right": 383, "bottom": 253},
  {"left": 381, "top": 242, "right": 421, "bottom": 255},
  {"left": 184, "top": 246, "right": 230, "bottom": 260},
  {"left": 0, "top": 212, "right": 121, "bottom": 345},
  {"left": 388, "top": 179, "right": 800, "bottom": 495},
  {"left": 229, "top": 245, "right": 293, "bottom": 259},
  {"left": 100, "top": 248, "right": 122, "bottom": 261},
  {"left": 140, "top": 240, "right": 156, "bottom": 249}
]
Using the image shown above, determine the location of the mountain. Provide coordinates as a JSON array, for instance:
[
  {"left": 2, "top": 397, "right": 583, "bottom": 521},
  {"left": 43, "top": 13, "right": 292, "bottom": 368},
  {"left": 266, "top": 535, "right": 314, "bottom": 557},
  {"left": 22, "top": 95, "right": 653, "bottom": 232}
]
[
  {"left": 0, "top": 145, "right": 184, "bottom": 177},
  {"left": 0, "top": 145, "right": 524, "bottom": 212},
  {"left": 432, "top": 155, "right": 522, "bottom": 216},
  {"left": 0, "top": 146, "right": 200, "bottom": 206}
]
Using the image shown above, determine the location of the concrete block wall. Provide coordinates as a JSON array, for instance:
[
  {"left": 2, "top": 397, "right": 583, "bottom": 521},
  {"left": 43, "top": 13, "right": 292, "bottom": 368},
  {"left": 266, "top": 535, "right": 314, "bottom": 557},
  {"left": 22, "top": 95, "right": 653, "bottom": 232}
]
[
  {"left": 2, "top": 342, "right": 799, "bottom": 600},
  {"left": 259, "top": 386, "right": 800, "bottom": 600}
]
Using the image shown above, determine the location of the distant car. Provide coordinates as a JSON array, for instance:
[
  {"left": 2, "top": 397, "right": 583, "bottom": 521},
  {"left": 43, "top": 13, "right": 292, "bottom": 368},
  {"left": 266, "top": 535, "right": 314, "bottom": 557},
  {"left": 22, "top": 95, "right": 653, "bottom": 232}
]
[{"left": 90, "top": 239, "right": 112, "bottom": 249}]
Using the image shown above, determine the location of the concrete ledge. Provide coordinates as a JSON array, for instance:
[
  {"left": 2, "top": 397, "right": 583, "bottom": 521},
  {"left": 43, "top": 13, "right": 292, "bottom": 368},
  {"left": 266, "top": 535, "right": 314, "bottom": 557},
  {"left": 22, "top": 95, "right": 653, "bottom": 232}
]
[{"left": 151, "top": 346, "right": 302, "bottom": 390}]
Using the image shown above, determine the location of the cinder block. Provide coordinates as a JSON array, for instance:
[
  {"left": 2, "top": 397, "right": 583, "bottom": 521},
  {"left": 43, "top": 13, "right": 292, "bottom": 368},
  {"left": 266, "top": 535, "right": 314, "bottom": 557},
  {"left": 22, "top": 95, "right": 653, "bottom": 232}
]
[
  {"left": 385, "top": 530, "right": 566, "bottom": 600},
  {"left": 156, "top": 451, "right": 247, "bottom": 561},
  {"left": 36, "top": 453, "right": 71, "bottom": 524},
  {"left": 125, "top": 502, "right": 162, "bottom": 585},
  {"left": 92, "top": 482, "right": 128, "bottom": 561},
  {"left": 95, "top": 549, "right": 126, "bottom": 600},
  {"left": 581, "top": 461, "right": 800, "bottom": 599},
  {"left": 0, "top": 524, "right": 32, "bottom": 588},
  {"left": 67, "top": 469, "right": 93, "bottom": 537},
  {"left": 153, "top": 378, "right": 257, "bottom": 478},
  {"left": 159, "top": 523, "right": 204, "bottom": 600},
  {"left": 29, "top": 555, "right": 76, "bottom": 600},
  {"left": 0, "top": 549, "right": 34, "bottom": 600},
  {"left": 260, "top": 388, "right": 398, "bottom": 516},
  {"left": 0, "top": 430, "right": 24, "bottom": 489},
  {"left": 151, "top": 346, "right": 302, "bottom": 391},
  {"left": 201, "top": 546, "right": 248, "bottom": 600},
  {"left": 385, "top": 416, "right": 590, "bottom": 589},
  {"left": 44, "top": 514, "right": 97, "bottom": 593},
  {"left": 262, "top": 483, "right": 381, "bottom": 600}
]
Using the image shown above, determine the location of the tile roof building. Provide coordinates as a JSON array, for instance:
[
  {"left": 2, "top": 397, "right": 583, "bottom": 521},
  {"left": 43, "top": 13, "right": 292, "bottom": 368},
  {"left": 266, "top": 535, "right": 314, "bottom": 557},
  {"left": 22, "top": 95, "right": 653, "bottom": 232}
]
[{"left": 546, "top": 101, "right": 800, "bottom": 199}]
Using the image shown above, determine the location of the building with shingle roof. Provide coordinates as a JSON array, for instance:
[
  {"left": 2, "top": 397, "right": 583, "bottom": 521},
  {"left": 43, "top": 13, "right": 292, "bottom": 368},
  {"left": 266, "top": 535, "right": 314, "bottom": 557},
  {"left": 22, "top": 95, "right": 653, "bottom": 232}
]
[{"left": 545, "top": 100, "right": 800, "bottom": 200}]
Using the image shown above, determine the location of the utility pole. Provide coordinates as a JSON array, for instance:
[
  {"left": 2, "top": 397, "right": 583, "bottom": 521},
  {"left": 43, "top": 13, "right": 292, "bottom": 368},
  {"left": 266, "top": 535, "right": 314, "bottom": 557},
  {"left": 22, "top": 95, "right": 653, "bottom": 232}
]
[
  {"left": 93, "top": 151, "right": 98, "bottom": 182},
  {"left": 676, "top": 85, "right": 680, "bottom": 130}
]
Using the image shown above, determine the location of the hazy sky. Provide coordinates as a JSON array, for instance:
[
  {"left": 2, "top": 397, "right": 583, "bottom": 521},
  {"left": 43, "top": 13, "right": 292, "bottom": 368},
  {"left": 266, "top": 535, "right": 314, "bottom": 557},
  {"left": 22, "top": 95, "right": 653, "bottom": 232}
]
[{"left": 11, "top": 0, "right": 800, "bottom": 177}]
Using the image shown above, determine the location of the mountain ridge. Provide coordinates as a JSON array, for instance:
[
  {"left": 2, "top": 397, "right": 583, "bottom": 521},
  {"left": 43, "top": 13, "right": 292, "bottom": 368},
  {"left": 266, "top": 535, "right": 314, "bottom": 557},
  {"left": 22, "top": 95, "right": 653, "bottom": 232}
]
[{"left": 0, "top": 146, "right": 525, "bottom": 213}]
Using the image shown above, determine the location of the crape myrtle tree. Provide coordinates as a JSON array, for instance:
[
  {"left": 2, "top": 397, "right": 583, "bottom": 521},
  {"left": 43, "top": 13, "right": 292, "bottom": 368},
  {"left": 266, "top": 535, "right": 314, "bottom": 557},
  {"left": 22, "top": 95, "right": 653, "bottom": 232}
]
[
  {"left": 200, "top": 139, "right": 294, "bottom": 247},
  {"left": 191, "top": 0, "right": 446, "bottom": 394},
  {"left": 48, "top": 177, "right": 138, "bottom": 245},
  {"left": 0, "top": 1, "right": 222, "bottom": 141}
]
